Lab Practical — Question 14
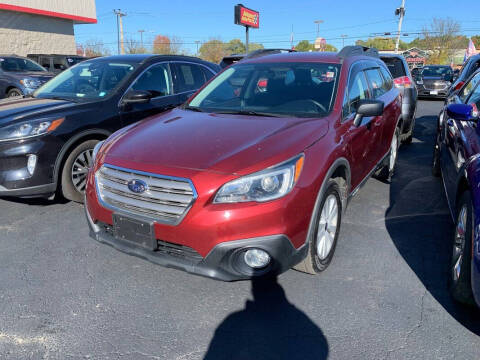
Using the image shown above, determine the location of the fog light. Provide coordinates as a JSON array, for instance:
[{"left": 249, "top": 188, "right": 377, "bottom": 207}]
[
  {"left": 27, "top": 154, "right": 37, "bottom": 175},
  {"left": 244, "top": 249, "right": 271, "bottom": 269}
]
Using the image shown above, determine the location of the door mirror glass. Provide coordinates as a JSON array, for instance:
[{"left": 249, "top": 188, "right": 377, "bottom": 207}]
[
  {"left": 122, "top": 89, "right": 153, "bottom": 104},
  {"left": 446, "top": 103, "right": 476, "bottom": 121}
]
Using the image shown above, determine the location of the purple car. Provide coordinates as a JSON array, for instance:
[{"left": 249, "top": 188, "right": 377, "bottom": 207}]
[{"left": 433, "top": 69, "right": 480, "bottom": 307}]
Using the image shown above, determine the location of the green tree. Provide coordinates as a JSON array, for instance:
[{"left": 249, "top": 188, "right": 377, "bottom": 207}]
[
  {"left": 199, "top": 39, "right": 227, "bottom": 63},
  {"left": 295, "top": 40, "right": 314, "bottom": 52},
  {"left": 325, "top": 44, "right": 337, "bottom": 52},
  {"left": 356, "top": 37, "right": 408, "bottom": 51},
  {"left": 225, "top": 39, "right": 245, "bottom": 55},
  {"left": 248, "top": 42, "right": 264, "bottom": 52}
]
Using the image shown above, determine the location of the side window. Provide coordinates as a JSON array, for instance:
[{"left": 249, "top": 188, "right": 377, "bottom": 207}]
[
  {"left": 131, "top": 63, "right": 171, "bottom": 97},
  {"left": 53, "top": 57, "right": 68, "bottom": 71},
  {"left": 465, "top": 73, "right": 480, "bottom": 108},
  {"left": 201, "top": 67, "right": 215, "bottom": 82},
  {"left": 365, "top": 68, "right": 387, "bottom": 98},
  {"left": 173, "top": 63, "right": 207, "bottom": 93},
  {"left": 458, "top": 72, "right": 480, "bottom": 102},
  {"left": 39, "top": 56, "right": 51, "bottom": 70},
  {"left": 343, "top": 71, "right": 369, "bottom": 117},
  {"left": 379, "top": 66, "right": 393, "bottom": 91}
]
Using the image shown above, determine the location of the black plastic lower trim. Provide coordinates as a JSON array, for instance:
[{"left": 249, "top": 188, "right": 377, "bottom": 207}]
[
  {"left": 86, "top": 207, "right": 307, "bottom": 281},
  {"left": 0, "top": 183, "right": 56, "bottom": 198}
]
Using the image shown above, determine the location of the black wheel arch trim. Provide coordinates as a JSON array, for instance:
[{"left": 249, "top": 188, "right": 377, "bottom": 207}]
[
  {"left": 301, "top": 157, "right": 351, "bottom": 249},
  {"left": 53, "top": 128, "right": 112, "bottom": 185}
]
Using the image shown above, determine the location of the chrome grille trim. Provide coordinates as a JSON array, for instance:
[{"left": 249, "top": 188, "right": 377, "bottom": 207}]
[{"left": 95, "top": 164, "right": 197, "bottom": 225}]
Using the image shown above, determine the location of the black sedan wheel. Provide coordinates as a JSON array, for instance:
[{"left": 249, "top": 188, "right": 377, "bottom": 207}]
[
  {"left": 449, "top": 191, "right": 475, "bottom": 305},
  {"left": 7, "top": 88, "right": 22, "bottom": 97},
  {"left": 61, "top": 139, "right": 100, "bottom": 203}
]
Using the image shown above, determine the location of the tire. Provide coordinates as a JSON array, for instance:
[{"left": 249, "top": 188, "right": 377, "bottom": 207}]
[
  {"left": 376, "top": 127, "right": 400, "bottom": 182},
  {"left": 60, "top": 139, "right": 99, "bottom": 203},
  {"left": 7, "top": 88, "right": 22, "bottom": 98},
  {"left": 449, "top": 191, "right": 475, "bottom": 305},
  {"left": 294, "top": 178, "right": 342, "bottom": 274},
  {"left": 403, "top": 116, "right": 415, "bottom": 145},
  {"left": 432, "top": 131, "right": 441, "bottom": 177}
]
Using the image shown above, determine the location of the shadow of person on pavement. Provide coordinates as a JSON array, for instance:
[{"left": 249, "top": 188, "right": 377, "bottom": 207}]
[
  {"left": 385, "top": 113, "right": 480, "bottom": 335},
  {"left": 204, "top": 277, "right": 329, "bottom": 360}
]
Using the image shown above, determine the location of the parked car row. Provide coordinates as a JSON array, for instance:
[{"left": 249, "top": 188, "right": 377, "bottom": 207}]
[{"left": 2, "top": 46, "right": 479, "bottom": 309}]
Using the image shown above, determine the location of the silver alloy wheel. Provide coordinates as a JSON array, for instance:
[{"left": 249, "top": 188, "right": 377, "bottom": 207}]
[
  {"left": 71, "top": 149, "right": 93, "bottom": 193},
  {"left": 452, "top": 205, "right": 467, "bottom": 282},
  {"left": 8, "top": 89, "right": 21, "bottom": 97},
  {"left": 389, "top": 132, "right": 398, "bottom": 171},
  {"left": 316, "top": 194, "right": 339, "bottom": 260}
]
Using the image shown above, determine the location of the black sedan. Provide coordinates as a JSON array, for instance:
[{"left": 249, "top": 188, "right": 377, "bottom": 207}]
[{"left": 0, "top": 54, "right": 220, "bottom": 202}]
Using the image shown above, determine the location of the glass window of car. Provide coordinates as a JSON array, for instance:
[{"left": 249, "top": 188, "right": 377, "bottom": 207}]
[
  {"left": 343, "top": 70, "right": 369, "bottom": 117},
  {"left": 188, "top": 62, "right": 341, "bottom": 118},
  {"left": 0, "top": 57, "right": 46, "bottom": 72},
  {"left": 381, "top": 57, "right": 405, "bottom": 79},
  {"left": 173, "top": 63, "right": 207, "bottom": 93},
  {"left": 131, "top": 63, "right": 171, "bottom": 97},
  {"left": 459, "top": 72, "right": 480, "bottom": 102},
  {"left": 422, "top": 66, "right": 452, "bottom": 78},
  {"left": 365, "top": 68, "right": 387, "bottom": 98},
  {"left": 34, "top": 61, "right": 137, "bottom": 101},
  {"left": 379, "top": 66, "right": 394, "bottom": 91},
  {"left": 53, "top": 57, "right": 68, "bottom": 71},
  {"left": 200, "top": 66, "right": 215, "bottom": 82},
  {"left": 463, "top": 73, "right": 480, "bottom": 106}
]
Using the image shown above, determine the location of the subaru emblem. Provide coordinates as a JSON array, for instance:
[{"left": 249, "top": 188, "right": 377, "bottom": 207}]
[{"left": 127, "top": 179, "right": 148, "bottom": 194}]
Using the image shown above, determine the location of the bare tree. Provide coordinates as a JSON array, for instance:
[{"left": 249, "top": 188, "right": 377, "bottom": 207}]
[
  {"left": 125, "top": 38, "right": 147, "bottom": 54},
  {"left": 77, "top": 39, "right": 111, "bottom": 57},
  {"left": 422, "top": 18, "right": 461, "bottom": 64}
]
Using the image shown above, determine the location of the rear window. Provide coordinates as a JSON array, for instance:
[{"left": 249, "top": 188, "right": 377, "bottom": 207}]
[{"left": 381, "top": 57, "right": 406, "bottom": 79}]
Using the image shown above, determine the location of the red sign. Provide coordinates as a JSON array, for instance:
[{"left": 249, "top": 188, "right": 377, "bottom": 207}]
[{"left": 234, "top": 4, "right": 259, "bottom": 28}]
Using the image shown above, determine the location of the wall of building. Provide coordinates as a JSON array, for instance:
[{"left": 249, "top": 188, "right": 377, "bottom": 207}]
[
  {"left": 0, "top": 0, "right": 96, "bottom": 23},
  {"left": 0, "top": 11, "right": 76, "bottom": 56}
]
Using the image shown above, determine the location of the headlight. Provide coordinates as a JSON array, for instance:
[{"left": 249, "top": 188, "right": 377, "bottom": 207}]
[
  {"left": 0, "top": 118, "right": 64, "bottom": 142},
  {"left": 214, "top": 154, "right": 304, "bottom": 203},
  {"left": 416, "top": 80, "right": 423, "bottom": 85},
  {"left": 91, "top": 140, "right": 104, "bottom": 165},
  {"left": 20, "top": 79, "right": 42, "bottom": 88}
]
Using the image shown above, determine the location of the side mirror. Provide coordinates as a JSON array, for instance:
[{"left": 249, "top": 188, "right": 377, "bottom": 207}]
[
  {"left": 446, "top": 104, "right": 476, "bottom": 122},
  {"left": 122, "top": 90, "right": 152, "bottom": 105},
  {"left": 353, "top": 99, "right": 384, "bottom": 127}
]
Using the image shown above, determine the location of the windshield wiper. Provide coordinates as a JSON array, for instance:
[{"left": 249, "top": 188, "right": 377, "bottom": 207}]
[
  {"left": 183, "top": 105, "right": 204, "bottom": 112},
  {"left": 215, "top": 110, "right": 287, "bottom": 118}
]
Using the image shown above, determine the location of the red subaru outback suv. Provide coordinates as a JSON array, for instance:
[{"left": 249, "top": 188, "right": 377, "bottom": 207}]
[{"left": 84, "top": 46, "right": 402, "bottom": 280}]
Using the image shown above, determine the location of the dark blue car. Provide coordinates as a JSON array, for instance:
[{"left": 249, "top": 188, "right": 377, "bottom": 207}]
[
  {"left": 433, "top": 69, "right": 480, "bottom": 307},
  {"left": 0, "top": 56, "right": 54, "bottom": 98}
]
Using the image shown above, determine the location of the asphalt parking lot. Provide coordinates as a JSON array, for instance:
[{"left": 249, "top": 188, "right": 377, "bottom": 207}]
[{"left": 0, "top": 100, "right": 479, "bottom": 359}]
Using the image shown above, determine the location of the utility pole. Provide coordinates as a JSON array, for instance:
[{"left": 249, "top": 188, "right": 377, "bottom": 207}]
[
  {"left": 113, "top": 9, "right": 126, "bottom": 55},
  {"left": 341, "top": 34, "right": 348, "bottom": 48},
  {"left": 194, "top": 40, "right": 200, "bottom": 55},
  {"left": 314, "top": 20, "right": 324, "bottom": 39},
  {"left": 290, "top": 24, "right": 294, "bottom": 49},
  {"left": 394, "top": 0, "right": 405, "bottom": 53},
  {"left": 138, "top": 29, "right": 145, "bottom": 48}
]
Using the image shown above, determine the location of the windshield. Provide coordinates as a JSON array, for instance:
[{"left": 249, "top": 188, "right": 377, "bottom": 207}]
[
  {"left": 0, "top": 57, "right": 46, "bottom": 72},
  {"left": 34, "top": 61, "right": 137, "bottom": 101},
  {"left": 422, "top": 66, "right": 452, "bottom": 77},
  {"left": 66, "top": 57, "right": 86, "bottom": 66},
  {"left": 187, "top": 62, "right": 341, "bottom": 118}
]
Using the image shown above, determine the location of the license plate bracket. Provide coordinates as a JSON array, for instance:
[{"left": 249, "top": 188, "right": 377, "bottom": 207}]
[{"left": 113, "top": 214, "right": 156, "bottom": 250}]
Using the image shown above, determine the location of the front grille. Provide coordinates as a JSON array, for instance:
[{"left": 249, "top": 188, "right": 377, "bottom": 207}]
[
  {"left": 96, "top": 165, "right": 196, "bottom": 224},
  {"left": 99, "top": 222, "right": 203, "bottom": 262},
  {"left": 423, "top": 80, "right": 447, "bottom": 91}
]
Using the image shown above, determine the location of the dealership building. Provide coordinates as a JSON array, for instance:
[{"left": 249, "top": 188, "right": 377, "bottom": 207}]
[{"left": 0, "top": 0, "right": 96, "bottom": 56}]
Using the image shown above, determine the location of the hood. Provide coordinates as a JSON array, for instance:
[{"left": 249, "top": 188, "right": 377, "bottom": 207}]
[
  {"left": 104, "top": 108, "right": 330, "bottom": 175},
  {"left": 7, "top": 71, "right": 55, "bottom": 80},
  {"left": 0, "top": 96, "right": 78, "bottom": 125}
]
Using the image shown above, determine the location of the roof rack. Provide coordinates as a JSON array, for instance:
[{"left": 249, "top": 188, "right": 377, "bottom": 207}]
[{"left": 337, "top": 45, "right": 379, "bottom": 59}]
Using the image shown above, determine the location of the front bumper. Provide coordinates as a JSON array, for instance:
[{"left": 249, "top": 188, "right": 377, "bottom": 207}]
[
  {"left": 416, "top": 85, "right": 448, "bottom": 98},
  {"left": 85, "top": 202, "right": 307, "bottom": 281},
  {"left": 0, "top": 135, "right": 62, "bottom": 197}
]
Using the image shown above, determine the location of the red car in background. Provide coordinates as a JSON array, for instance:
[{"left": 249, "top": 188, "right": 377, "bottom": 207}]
[{"left": 84, "top": 46, "right": 402, "bottom": 281}]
